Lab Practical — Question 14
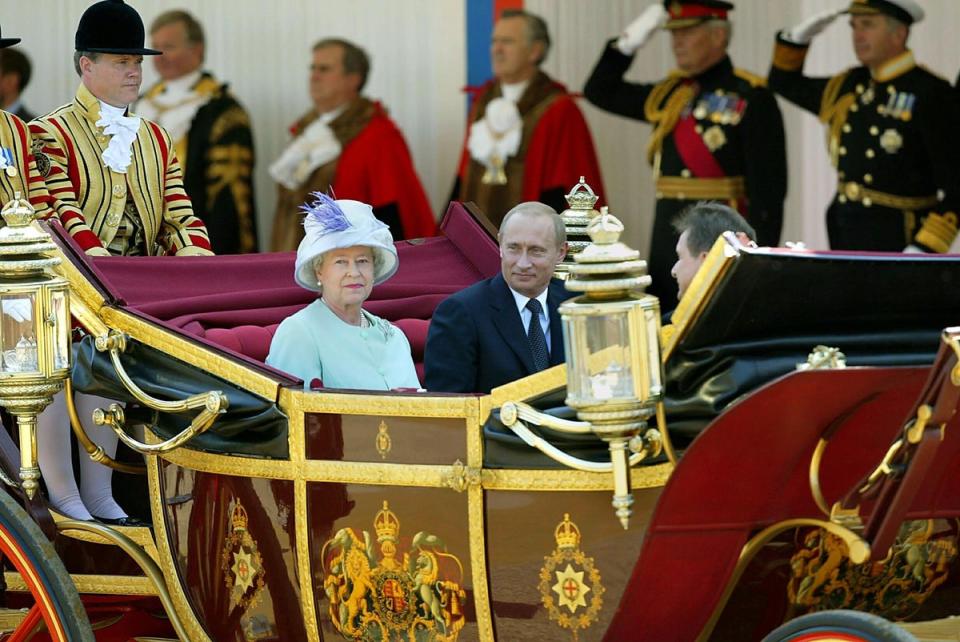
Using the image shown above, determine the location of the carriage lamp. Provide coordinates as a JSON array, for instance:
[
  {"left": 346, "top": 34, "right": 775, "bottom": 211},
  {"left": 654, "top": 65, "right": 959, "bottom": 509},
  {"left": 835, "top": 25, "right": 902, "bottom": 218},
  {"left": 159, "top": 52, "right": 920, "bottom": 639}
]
[
  {"left": 0, "top": 193, "right": 71, "bottom": 499},
  {"left": 501, "top": 207, "right": 663, "bottom": 529},
  {"left": 562, "top": 208, "right": 663, "bottom": 528},
  {"left": 555, "top": 177, "right": 601, "bottom": 280}
]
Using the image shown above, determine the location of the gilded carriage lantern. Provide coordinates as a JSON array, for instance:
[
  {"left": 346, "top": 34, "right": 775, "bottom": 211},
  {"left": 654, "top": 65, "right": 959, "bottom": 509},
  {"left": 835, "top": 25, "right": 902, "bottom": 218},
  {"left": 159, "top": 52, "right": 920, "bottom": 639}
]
[
  {"left": 501, "top": 206, "right": 663, "bottom": 529},
  {"left": 555, "top": 176, "right": 601, "bottom": 280},
  {"left": 0, "top": 193, "right": 70, "bottom": 498}
]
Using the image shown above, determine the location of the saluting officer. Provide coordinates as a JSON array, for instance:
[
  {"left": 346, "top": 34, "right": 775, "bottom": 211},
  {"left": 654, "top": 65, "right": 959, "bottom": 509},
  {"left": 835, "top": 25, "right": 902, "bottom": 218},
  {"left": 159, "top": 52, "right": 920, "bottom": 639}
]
[
  {"left": 770, "top": 0, "right": 960, "bottom": 253},
  {"left": 585, "top": 0, "right": 786, "bottom": 305}
]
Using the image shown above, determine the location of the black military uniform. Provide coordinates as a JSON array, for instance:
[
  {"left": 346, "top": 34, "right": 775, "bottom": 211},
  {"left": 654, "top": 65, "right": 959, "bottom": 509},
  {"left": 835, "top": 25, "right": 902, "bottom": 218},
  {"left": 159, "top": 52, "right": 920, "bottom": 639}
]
[
  {"left": 585, "top": 0, "right": 786, "bottom": 304},
  {"left": 769, "top": 0, "right": 960, "bottom": 253}
]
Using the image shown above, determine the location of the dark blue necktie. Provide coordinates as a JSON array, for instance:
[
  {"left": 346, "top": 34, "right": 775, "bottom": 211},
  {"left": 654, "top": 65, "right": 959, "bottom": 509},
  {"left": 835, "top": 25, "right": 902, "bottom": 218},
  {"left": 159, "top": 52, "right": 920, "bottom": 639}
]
[{"left": 525, "top": 298, "right": 549, "bottom": 372}]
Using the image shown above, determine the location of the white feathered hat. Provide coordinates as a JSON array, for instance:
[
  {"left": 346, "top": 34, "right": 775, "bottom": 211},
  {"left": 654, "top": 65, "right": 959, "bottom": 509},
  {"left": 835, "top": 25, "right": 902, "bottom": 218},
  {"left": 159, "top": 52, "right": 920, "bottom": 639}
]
[{"left": 293, "top": 193, "right": 399, "bottom": 292}]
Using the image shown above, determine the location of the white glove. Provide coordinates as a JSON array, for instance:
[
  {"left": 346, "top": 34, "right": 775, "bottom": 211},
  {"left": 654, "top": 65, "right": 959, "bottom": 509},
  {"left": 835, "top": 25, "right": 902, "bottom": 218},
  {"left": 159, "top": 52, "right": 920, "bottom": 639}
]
[
  {"left": 783, "top": 7, "right": 845, "bottom": 45},
  {"left": 903, "top": 244, "right": 926, "bottom": 254},
  {"left": 1, "top": 299, "right": 31, "bottom": 323},
  {"left": 616, "top": 4, "right": 669, "bottom": 55}
]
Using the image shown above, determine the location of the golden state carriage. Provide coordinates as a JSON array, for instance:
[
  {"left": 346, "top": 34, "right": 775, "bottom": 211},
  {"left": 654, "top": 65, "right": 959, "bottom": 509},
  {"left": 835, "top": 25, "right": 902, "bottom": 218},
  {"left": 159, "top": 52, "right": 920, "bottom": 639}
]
[{"left": 0, "top": 193, "right": 956, "bottom": 642}]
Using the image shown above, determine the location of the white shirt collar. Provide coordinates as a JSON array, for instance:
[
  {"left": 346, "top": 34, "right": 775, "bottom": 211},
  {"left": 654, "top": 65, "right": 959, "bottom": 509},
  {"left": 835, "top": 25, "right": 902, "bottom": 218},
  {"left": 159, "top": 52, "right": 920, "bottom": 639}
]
[
  {"left": 99, "top": 100, "right": 127, "bottom": 119},
  {"left": 500, "top": 79, "right": 529, "bottom": 103},
  {"left": 509, "top": 285, "right": 549, "bottom": 318}
]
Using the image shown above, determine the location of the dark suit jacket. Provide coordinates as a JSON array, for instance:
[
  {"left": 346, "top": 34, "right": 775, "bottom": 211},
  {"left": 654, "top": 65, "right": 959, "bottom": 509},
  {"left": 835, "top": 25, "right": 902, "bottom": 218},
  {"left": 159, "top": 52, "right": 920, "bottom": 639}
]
[{"left": 425, "top": 274, "right": 573, "bottom": 393}]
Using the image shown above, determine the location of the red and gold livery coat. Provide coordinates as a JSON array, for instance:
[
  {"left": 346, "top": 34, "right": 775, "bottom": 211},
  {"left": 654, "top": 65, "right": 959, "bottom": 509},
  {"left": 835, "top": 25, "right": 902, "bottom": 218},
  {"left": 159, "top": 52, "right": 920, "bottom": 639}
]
[
  {"left": 0, "top": 110, "right": 53, "bottom": 217},
  {"left": 29, "top": 84, "right": 213, "bottom": 256}
]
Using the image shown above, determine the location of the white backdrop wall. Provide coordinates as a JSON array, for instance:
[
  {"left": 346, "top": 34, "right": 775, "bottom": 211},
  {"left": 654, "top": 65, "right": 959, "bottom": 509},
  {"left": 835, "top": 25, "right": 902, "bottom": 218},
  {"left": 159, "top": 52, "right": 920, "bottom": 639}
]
[{"left": 5, "top": 1, "right": 960, "bottom": 254}]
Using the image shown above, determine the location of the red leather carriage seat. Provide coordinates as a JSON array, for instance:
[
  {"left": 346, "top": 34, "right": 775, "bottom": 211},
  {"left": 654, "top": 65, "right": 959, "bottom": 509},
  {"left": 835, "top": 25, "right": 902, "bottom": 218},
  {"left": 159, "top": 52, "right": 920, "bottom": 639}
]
[{"left": 203, "top": 317, "right": 430, "bottom": 382}]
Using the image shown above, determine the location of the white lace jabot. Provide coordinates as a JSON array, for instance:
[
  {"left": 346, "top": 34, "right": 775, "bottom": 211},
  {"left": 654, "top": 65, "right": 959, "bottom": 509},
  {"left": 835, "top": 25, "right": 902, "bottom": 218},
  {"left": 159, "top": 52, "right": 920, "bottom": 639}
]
[{"left": 97, "top": 101, "right": 140, "bottom": 174}]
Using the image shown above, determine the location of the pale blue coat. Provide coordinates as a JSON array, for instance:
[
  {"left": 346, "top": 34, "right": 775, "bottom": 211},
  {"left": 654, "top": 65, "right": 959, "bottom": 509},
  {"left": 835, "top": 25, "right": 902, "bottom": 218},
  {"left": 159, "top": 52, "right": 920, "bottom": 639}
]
[{"left": 266, "top": 299, "right": 420, "bottom": 391}]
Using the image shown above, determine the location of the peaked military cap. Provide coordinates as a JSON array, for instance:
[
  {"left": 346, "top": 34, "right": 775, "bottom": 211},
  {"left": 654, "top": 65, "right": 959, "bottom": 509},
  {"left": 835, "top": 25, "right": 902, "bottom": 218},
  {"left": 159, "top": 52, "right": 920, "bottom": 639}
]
[
  {"left": 75, "top": 0, "right": 161, "bottom": 55},
  {"left": 0, "top": 26, "right": 20, "bottom": 50},
  {"left": 663, "top": 0, "right": 734, "bottom": 30},
  {"left": 847, "top": 0, "right": 924, "bottom": 25}
]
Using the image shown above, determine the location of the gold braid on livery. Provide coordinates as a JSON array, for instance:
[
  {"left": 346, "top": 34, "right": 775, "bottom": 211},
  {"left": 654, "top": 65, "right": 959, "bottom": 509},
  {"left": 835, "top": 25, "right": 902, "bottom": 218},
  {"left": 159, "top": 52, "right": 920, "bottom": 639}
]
[{"left": 29, "top": 84, "right": 213, "bottom": 256}]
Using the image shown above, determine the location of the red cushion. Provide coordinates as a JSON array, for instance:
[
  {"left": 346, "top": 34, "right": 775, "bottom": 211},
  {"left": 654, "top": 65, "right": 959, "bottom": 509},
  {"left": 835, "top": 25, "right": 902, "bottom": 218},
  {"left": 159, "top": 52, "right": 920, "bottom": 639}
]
[{"left": 204, "top": 324, "right": 279, "bottom": 363}]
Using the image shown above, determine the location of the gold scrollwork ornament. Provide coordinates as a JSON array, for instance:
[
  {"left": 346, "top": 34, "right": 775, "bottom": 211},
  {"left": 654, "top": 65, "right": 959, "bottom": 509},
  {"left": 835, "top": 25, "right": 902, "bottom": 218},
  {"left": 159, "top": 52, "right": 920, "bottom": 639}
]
[
  {"left": 221, "top": 500, "right": 266, "bottom": 611},
  {"left": 539, "top": 514, "right": 605, "bottom": 640},
  {"left": 320, "top": 501, "right": 467, "bottom": 641}
]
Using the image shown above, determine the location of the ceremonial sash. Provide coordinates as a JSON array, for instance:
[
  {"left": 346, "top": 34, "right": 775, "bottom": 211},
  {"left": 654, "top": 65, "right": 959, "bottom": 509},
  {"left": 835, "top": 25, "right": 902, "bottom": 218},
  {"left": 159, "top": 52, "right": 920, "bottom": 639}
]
[{"left": 672, "top": 112, "right": 725, "bottom": 179}]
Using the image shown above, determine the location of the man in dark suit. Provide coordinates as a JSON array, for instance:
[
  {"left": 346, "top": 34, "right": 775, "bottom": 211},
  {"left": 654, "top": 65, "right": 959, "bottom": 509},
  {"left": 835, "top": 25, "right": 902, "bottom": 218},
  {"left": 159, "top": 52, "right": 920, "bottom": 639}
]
[{"left": 425, "top": 202, "right": 571, "bottom": 393}]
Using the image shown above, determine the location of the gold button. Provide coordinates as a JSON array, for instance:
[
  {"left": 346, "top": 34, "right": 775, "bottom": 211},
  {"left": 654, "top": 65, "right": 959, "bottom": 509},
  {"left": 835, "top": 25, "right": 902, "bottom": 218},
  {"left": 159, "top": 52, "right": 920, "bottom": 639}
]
[
  {"left": 681, "top": 169, "right": 692, "bottom": 178},
  {"left": 864, "top": 174, "right": 873, "bottom": 184},
  {"left": 112, "top": 184, "right": 126, "bottom": 198},
  {"left": 869, "top": 126, "right": 879, "bottom": 136},
  {"left": 838, "top": 195, "right": 848, "bottom": 204},
  {"left": 877, "top": 106, "right": 886, "bottom": 115},
  {"left": 862, "top": 197, "right": 873, "bottom": 207},
  {"left": 844, "top": 182, "right": 862, "bottom": 201},
  {"left": 855, "top": 84, "right": 864, "bottom": 94},
  {"left": 694, "top": 125, "right": 703, "bottom": 134},
  {"left": 850, "top": 104, "right": 859, "bottom": 113},
  {"left": 866, "top": 149, "right": 875, "bottom": 159},
  {"left": 839, "top": 146, "right": 847, "bottom": 156},
  {"left": 887, "top": 85, "right": 896, "bottom": 94},
  {"left": 843, "top": 124, "right": 852, "bottom": 133},
  {"left": 97, "top": 135, "right": 107, "bottom": 144}
]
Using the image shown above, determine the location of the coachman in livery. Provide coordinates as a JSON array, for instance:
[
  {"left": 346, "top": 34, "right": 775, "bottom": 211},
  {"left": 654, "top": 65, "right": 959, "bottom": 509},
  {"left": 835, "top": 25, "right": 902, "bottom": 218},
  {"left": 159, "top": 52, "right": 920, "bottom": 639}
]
[
  {"left": 585, "top": 0, "right": 787, "bottom": 304},
  {"left": 770, "top": 0, "right": 960, "bottom": 253},
  {"left": 30, "top": 0, "right": 213, "bottom": 257}
]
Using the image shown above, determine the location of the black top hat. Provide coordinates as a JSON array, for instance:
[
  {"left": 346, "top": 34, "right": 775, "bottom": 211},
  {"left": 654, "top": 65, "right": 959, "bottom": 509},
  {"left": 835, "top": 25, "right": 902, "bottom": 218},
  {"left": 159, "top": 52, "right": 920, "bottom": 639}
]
[
  {"left": 0, "top": 25, "right": 22, "bottom": 50},
  {"left": 75, "top": 0, "right": 160, "bottom": 55}
]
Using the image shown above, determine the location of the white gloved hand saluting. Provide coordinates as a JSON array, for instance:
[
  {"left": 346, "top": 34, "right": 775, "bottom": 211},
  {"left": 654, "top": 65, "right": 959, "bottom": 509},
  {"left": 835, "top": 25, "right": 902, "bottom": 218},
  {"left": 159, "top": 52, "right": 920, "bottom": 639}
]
[
  {"left": 783, "top": 7, "right": 846, "bottom": 45},
  {"left": 616, "top": 4, "right": 669, "bottom": 55}
]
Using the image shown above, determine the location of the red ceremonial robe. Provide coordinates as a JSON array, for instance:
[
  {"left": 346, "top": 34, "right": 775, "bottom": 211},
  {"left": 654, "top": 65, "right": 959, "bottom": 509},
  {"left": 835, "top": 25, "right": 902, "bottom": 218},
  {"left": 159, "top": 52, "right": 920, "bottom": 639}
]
[
  {"left": 457, "top": 73, "right": 605, "bottom": 226},
  {"left": 270, "top": 99, "right": 435, "bottom": 251}
]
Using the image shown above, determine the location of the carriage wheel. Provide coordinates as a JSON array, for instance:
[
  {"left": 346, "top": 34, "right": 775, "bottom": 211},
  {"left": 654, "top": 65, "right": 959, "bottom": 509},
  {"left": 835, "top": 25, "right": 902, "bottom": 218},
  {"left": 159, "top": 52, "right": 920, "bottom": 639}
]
[
  {"left": 0, "top": 490, "right": 93, "bottom": 642},
  {"left": 762, "top": 610, "right": 918, "bottom": 642}
]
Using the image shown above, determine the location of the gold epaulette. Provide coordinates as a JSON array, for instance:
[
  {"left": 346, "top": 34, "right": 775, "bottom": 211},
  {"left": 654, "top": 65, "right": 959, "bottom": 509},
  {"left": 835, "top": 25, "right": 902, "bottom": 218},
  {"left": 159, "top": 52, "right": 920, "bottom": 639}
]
[
  {"left": 645, "top": 72, "right": 694, "bottom": 166},
  {"left": 819, "top": 70, "right": 856, "bottom": 166},
  {"left": 734, "top": 68, "right": 767, "bottom": 88},
  {"left": 643, "top": 73, "right": 685, "bottom": 122},
  {"left": 915, "top": 212, "right": 959, "bottom": 254},
  {"left": 819, "top": 69, "right": 853, "bottom": 122}
]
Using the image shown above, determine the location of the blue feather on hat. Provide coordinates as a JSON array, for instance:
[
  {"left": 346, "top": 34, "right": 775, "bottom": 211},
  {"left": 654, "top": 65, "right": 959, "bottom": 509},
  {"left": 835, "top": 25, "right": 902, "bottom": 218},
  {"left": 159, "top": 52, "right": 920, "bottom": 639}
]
[{"left": 301, "top": 192, "right": 352, "bottom": 235}]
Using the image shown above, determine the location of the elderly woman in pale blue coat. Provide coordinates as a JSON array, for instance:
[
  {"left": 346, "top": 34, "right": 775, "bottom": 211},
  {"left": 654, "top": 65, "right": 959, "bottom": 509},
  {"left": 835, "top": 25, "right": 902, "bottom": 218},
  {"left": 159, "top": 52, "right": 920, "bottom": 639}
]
[{"left": 267, "top": 194, "right": 420, "bottom": 390}]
